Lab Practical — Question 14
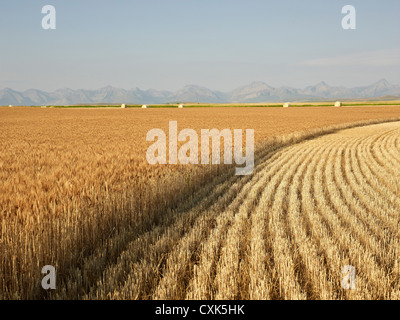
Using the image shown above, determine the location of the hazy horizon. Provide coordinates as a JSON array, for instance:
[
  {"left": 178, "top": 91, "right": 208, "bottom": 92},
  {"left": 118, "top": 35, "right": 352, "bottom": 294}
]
[
  {"left": 2, "top": 78, "right": 400, "bottom": 93},
  {"left": 1, "top": 0, "right": 399, "bottom": 92}
]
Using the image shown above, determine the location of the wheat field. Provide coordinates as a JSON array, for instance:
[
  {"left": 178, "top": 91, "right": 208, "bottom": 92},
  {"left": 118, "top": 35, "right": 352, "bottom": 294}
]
[
  {"left": 1, "top": 107, "right": 400, "bottom": 300},
  {"left": 79, "top": 120, "right": 400, "bottom": 300}
]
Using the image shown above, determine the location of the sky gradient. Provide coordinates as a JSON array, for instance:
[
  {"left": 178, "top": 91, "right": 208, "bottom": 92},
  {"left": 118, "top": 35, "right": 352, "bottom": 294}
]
[{"left": 1, "top": 0, "right": 399, "bottom": 91}]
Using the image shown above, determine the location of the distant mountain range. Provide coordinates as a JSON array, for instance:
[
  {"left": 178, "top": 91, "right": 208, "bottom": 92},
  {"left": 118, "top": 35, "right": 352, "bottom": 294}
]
[{"left": 1, "top": 79, "right": 400, "bottom": 106}]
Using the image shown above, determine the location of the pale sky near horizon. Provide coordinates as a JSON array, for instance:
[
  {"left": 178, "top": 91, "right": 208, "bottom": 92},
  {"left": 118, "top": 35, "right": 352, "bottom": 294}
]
[{"left": 1, "top": 0, "right": 399, "bottom": 92}]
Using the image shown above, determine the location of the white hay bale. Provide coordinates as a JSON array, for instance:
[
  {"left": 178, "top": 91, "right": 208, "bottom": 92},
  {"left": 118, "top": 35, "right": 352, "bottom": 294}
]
[
  {"left": 121, "top": 103, "right": 126, "bottom": 108},
  {"left": 283, "top": 102, "right": 291, "bottom": 108},
  {"left": 178, "top": 104, "right": 185, "bottom": 108},
  {"left": 9, "top": 105, "right": 13, "bottom": 108},
  {"left": 334, "top": 101, "right": 342, "bottom": 107},
  {"left": 142, "top": 105, "right": 148, "bottom": 108}
]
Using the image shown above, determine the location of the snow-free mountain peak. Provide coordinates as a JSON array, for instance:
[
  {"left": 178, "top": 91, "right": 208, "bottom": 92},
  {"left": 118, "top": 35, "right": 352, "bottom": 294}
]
[{"left": 1, "top": 80, "right": 399, "bottom": 105}]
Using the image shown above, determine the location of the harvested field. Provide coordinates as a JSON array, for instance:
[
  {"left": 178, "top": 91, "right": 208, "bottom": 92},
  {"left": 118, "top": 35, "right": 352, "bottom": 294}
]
[
  {"left": 84, "top": 121, "right": 400, "bottom": 300},
  {"left": 1, "top": 107, "right": 400, "bottom": 299}
]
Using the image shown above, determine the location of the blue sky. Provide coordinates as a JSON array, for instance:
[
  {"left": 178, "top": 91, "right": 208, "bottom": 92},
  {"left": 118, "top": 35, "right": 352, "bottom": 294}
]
[{"left": 1, "top": 0, "right": 399, "bottom": 91}]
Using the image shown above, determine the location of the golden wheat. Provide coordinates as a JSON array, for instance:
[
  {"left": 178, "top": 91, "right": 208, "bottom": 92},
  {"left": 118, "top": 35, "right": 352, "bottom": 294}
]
[{"left": 1, "top": 107, "right": 400, "bottom": 300}]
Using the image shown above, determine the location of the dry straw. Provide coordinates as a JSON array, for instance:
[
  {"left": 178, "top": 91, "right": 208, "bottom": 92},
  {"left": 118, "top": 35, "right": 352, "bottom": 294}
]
[
  {"left": 2, "top": 107, "right": 400, "bottom": 300},
  {"left": 335, "top": 101, "right": 342, "bottom": 107}
]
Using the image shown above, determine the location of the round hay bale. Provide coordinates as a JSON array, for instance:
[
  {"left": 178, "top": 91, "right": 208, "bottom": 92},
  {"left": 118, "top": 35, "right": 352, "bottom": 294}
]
[
  {"left": 178, "top": 104, "right": 185, "bottom": 108},
  {"left": 41, "top": 106, "right": 47, "bottom": 108},
  {"left": 9, "top": 105, "right": 13, "bottom": 108},
  {"left": 334, "top": 101, "right": 342, "bottom": 107},
  {"left": 141, "top": 105, "right": 148, "bottom": 108},
  {"left": 283, "top": 103, "right": 291, "bottom": 108},
  {"left": 121, "top": 104, "right": 126, "bottom": 108}
]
